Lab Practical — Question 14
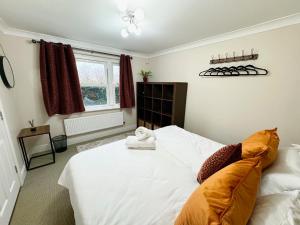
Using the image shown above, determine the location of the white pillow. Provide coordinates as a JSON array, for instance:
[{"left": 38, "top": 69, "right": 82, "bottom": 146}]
[
  {"left": 248, "top": 190, "right": 300, "bottom": 225},
  {"left": 259, "top": 147, "right": 300, "bottom": 196}
]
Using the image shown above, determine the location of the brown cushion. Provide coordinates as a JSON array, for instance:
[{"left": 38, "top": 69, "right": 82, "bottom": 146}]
[{"left": 197, "top": 143, "right": 242, "bottom": 183}]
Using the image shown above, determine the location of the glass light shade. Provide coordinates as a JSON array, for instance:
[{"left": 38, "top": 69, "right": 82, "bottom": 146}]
[
  {"left": 134, "top": 26, "right": 142, "bottom": 36},
  {"left": 121, "top": 28, "right": 129, "bottom": 38},
  {"left": 127, "top": 23, "right": 137, "bottom": 33},
  {"left": 134, "top": 8, "right": 144, "bottom": 21}
]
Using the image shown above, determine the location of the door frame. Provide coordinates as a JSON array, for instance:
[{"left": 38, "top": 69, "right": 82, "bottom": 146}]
[{"left": 0, "top": 99, "right": 26, "bottom": 185}]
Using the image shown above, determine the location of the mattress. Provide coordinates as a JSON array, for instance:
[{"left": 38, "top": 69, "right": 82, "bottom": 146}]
[{"left": 58, "top": 126, "right": 224, "bottom": 225}]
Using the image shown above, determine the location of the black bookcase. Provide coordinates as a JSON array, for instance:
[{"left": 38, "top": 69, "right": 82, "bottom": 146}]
[{"left": 136, "top": 82, "right": 188, "bottom": 129}]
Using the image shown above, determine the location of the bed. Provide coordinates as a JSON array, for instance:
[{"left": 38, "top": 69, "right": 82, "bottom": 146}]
[{"left": 59, "top": 126, "right": 300, "bottom": 225}]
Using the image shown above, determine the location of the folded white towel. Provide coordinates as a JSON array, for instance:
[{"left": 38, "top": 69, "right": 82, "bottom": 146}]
[
  {"left": 126, "top": 136, "right": 156, "bottom": 150},
  {"left": 135, "top": 127, "right": 156, "bottom": 141}
]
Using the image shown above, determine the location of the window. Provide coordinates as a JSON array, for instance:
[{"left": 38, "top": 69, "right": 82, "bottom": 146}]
[{"left": 76, "top": 56, "right": 120, "bottom": 111}]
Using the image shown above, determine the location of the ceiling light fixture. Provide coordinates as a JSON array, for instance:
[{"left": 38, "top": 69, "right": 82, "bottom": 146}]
[{"left": 120, "top": 8, "right": 144, "bottom": 38}]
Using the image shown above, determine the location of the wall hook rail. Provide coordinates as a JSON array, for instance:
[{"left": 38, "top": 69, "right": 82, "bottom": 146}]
[{"left": 210, "top": 49, "right": 258, "bottom": 64}]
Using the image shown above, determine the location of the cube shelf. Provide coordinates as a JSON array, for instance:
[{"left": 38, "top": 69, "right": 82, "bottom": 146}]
[
  {"left": 162, "top": 100, "right": 173, "bottom": 115},
  {"left": 153, "top": 99, "right": 161, "bottom": 113},
  {"left": 163, "top": 85, "right": 174, "bottom": 100},
  {"left": 136, "top": 82, "right": 187, "bottom": 129},
  {"left": 153, "top": 84, "right": 162, "bottom": 98},
  {"left": 144, "top": 85, "right": 153, "bottom": 97}
]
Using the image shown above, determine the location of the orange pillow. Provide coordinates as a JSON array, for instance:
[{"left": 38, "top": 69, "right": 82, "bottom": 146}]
[
  {"left": 175, "top": 157, "right": 262, "bottom": 225},
  {"left": 242, "top": 128, "right": 279, "bottom": 169}
]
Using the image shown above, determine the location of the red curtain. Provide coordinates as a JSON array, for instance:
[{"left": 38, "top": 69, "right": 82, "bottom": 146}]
[
  {"left": 119, "top": 54, "right": 135, "bottom": 108},
  {"left": 39, "top": 40, "right": 85, "bottom": 116}
]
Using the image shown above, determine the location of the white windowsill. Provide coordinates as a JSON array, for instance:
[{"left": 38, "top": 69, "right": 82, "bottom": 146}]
[{"left": 84, "top": 104, "right": 120, "bottom": 112}]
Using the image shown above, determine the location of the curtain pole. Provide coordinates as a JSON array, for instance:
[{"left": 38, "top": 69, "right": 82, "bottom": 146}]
[{"left": 31, "top": 39, "right": 132, "bottom": 59}]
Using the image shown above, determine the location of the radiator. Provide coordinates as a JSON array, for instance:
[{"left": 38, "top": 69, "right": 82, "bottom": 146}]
[{"left": 64, "top": 112, "right": 124, "bottom": 136}]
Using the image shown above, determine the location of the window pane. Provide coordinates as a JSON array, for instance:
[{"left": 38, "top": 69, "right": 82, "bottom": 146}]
[
  {"left": 77, "top": 61, "right": 108, "bottom": 106},
  {"left": 115, "top": 86, "right": 119, "bottom": 104},
  {"left": 113, "top": 64, "right": 120, "bottom": 104},
  {"left": 81, "top": 87, "right": 107, "bottom": 106}
]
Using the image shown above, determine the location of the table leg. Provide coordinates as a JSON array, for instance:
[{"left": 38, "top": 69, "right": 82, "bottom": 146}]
[
  {"left": 18, "top": 137, "right": 29, "bottom": 170},
  {"left": 21, "top": 138, "right": 30, "bottom": 167},
  {"left": 48, "top": 133, "right": 55, "bottom": 163}
]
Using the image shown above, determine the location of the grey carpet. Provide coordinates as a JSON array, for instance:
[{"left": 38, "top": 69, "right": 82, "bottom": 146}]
[
  {"left": 9, "top": 147, "right": 76, "bottom": 225},
  {"left": 9, "top": 132, "right": 132, "bottom": 225},
  {"left": 76, "top": 132, "right": 134, "bottom": 152}
]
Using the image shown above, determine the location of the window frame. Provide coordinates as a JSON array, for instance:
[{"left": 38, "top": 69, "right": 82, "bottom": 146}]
[{"left": 75, "top": 54, "right": 120, "bottom": 112}]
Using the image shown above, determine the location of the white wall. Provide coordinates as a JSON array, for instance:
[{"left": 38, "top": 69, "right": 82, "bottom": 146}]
[
  {"left": 148, "top": 24, "right": 300, "bottom": 147},
  {"left": 0, "top": 31, "right": 26, "bottom": 181},
  {"left": 1, "top": 22, "right": 299, "bottom": 172},
  {"left": 0, "top": 33, "right": 147, "bottom": 159}
]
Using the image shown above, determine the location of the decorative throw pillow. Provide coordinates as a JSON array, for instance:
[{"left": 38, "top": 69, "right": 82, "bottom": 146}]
[
  {"left": 197, "top": 143, "right": 242, "bottom": 183},
  {"left": 242, "top": 128, "right": 279, "bottom": 169},
  {"left": 175, "top": 157, "right": 263, "bottom": 225}
]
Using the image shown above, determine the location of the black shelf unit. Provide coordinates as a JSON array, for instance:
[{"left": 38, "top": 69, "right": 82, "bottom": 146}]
[{"left": 136, "top": 82, "right": 188, "bottom": 129}]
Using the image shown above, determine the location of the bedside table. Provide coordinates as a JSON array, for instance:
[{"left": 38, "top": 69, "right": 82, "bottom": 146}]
[{"left": 18, "top": 125, "right": 55, "bottom": 170}]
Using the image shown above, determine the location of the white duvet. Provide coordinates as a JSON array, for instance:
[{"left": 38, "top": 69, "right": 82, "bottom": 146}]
[
  {"left": 59, "top": 126, "right": 300, "bottom": 225},
  {"left": 58, "top": 126, "right": 223, "bottom": 225}
]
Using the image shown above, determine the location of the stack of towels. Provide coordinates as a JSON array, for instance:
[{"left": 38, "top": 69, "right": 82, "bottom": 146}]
[{"left": 126, "top": 127, "right": 156, "bottom": 150}]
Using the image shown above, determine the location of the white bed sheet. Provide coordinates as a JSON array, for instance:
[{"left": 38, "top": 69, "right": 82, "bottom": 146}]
[
  {"left": 259, "top": 147, "right": 300, "bottom": 196},
  {"left": 58, "top": 126, "right": 224, "bottom": 225},
  {"left": 248, "top": 190, "right": 300, "bottom": 225}
]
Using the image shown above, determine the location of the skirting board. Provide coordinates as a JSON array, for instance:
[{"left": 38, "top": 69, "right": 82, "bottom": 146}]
[{"left": 29, "top": 124, "right": 136, "bottom": 156}]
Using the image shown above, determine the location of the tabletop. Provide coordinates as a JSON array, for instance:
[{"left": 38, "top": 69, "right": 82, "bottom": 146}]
[{"left": 18, "top": 125, "right": 50, "bottom": 138}]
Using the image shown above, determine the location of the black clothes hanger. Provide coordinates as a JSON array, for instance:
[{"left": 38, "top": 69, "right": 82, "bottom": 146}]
[
  {"left": 236, "top": 66, "right": 249, "bottom": 75},
  {"left": 199, "top": 64, "right": 269, "bottom": 77},
  {"left": 199, "top": 68, "right": 215, "bottom": 76},
  {"left": 214, "top": 67, "right": 225, "bottom": 76},
  {"left": 221, "top": 67, "right": 232, "bottom": 76},
  {"left": 245, "top": 65, "right": 268, "bottom": 75},
  {"left": 228, "top": 66, "right": 240, "bottom": 76}
]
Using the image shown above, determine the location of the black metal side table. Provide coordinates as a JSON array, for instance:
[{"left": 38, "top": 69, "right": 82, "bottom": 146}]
[{"left": 18, "top": 125, "right": 55, "bottom": 170}]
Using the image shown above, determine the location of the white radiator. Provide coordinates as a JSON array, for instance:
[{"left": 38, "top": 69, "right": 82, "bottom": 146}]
[{"left": 64, "top": 112, "right": 124, "bottom": 136}]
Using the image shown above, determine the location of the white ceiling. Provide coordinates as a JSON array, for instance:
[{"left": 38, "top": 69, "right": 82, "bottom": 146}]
[{"left": 0, "top": 0, "right": 300, "bottom": 54}]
